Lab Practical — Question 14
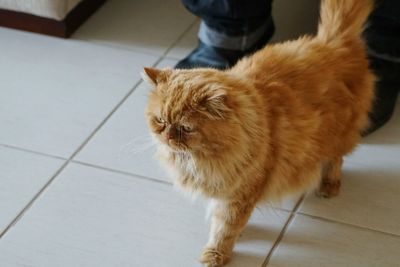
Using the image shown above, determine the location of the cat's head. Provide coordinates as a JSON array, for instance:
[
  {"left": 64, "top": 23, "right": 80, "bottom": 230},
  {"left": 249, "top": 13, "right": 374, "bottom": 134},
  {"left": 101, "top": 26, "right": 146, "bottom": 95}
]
[{"left": 143, "top": 67, "right": 241, "bottom": 155}]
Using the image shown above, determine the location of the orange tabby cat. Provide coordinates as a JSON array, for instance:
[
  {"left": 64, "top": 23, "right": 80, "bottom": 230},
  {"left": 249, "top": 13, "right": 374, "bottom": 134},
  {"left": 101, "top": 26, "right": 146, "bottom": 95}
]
[{"left": 143, "top": 0, "right": 374, "bottom": 266}]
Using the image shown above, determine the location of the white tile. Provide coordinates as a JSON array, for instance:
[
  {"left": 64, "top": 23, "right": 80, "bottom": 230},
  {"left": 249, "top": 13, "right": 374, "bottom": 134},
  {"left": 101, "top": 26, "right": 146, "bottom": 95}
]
[
  {"left": 0, "top": 28, "right": 158, "bottom": 157},
  {"left": 75, "top": 79, "right": 167, "bottom": 181},
  {"left": 0, "top": 146, "right": 63, "bottom": 235},
  {"left": 0, "top": 163, "right": 290, "bottom": 267},
  {"left": 166, "top": 21, "right": 199, "bottom": 60},
  {"left": 73, "top": 0, "right": 197, "bottom": 56},
  {"left": 300, "top": 157, "right": 400, "bottom": 236},
  {"left": 268, "top": 215, "right": 400, "bottom": 267},
  {"left": 76, "top": 59, "right": 177, "bottom": 182}
]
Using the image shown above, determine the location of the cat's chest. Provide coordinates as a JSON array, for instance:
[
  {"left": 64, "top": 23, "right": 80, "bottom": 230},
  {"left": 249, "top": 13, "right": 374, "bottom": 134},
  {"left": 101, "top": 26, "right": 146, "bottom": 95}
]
[
  {"left": 159, "top": 150, "right": 233, "bottom": 197},
  {"left": 173, "top": 153, "right": 198, "bottom": 178}
]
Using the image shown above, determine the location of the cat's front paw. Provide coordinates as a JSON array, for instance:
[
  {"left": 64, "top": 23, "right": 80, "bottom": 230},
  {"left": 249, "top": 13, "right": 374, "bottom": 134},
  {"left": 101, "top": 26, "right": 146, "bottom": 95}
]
[{"left": 199, "top": 247, "right": 230, "bottom": 267}]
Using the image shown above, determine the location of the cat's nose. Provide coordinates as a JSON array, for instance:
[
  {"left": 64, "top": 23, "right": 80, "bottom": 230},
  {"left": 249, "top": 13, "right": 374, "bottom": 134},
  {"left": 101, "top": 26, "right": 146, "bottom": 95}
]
[{"left": 166, "top": 126, "right": 178, "bottom": 140}]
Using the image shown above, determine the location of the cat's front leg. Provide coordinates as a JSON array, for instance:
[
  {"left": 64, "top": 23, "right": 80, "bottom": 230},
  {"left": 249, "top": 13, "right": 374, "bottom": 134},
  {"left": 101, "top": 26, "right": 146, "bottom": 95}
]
[{"left": 199, "top": 199, "right": 256, "bottom": 267}]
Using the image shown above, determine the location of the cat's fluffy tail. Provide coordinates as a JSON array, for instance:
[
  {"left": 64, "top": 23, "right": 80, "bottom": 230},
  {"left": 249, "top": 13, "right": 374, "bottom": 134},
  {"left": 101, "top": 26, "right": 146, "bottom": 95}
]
[{"left": 317, "top": 0, "right": 373, "bottom": 43}]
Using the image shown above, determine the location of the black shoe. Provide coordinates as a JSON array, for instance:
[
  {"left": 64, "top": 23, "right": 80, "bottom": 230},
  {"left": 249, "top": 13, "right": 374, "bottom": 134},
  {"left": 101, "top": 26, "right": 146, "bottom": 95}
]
[
  {"left": 175, "top": 22, "right": 275, "bottom": 70},
  {"left": 363, "top": 56, "right": 400, "bottom": 135}
]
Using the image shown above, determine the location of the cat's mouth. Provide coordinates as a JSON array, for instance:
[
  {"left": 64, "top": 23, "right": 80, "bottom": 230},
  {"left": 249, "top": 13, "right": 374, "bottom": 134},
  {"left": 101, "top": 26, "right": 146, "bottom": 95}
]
[{"left": 165, "top": 139, "right": 188, "bottom": 152}]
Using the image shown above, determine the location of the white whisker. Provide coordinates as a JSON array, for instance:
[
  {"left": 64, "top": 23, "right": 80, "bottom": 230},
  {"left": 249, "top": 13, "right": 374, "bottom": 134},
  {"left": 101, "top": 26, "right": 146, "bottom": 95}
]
[{"left": 190, "top": 155, "right": 198, "bottom": 176}]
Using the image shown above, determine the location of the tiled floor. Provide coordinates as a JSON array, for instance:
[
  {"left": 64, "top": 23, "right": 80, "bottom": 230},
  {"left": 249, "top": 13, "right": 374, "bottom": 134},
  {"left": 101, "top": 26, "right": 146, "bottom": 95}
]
[{"left": 0, "top": 0, "right": 399, "bottom": 266}]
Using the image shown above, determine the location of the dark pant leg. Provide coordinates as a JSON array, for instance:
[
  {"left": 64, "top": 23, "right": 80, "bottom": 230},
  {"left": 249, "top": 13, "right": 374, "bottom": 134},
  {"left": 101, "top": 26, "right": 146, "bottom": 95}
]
[
  {"left": 366, "top": 1, "right": 400, "bottom": 60},
  {"left": 364, "top": 0, "right": 400, "bottom": 133},
  {"left": 181, "top": 0, "right": 273, "bottom": 36},
  {"left": 176, "top": 0, "right": 273, "bottom": 68}
]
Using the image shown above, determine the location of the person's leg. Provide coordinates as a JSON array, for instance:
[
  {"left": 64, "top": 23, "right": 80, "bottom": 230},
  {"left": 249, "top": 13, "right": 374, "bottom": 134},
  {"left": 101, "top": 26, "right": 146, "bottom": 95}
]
[
  {"left": 177, "top": 0, "right": 274, "bottom": 69},
  {"left": 364, "top": 1, "right": 400, "bottom": 134}
]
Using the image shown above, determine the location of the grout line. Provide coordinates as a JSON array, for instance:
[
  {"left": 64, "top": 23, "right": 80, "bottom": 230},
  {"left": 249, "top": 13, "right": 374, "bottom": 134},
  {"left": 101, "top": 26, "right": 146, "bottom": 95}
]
[
  {"left": 258, "top": 197, "right": 400, "bottom": 267},
  {"left": 297, "top": 212, "right": 400, "bottom": 239},
  {"left": 67, "top": 80, "right": 144, "bottom": 161},
  {"left": 0, "top": 143, "right": 67, "bottom": 161},
  {"left": 151, "top": 56, "right": 166, "bottom": 69},
  {"left": 1, "top": 17, "right": 175, "bottom": 238},
  {"left": 160, "top": 18, "right": 198, "bottom": 58},
  {"left": 72, "top": 160, "right": 172, "bottom": 186},
  {"left": 72, "top": 159, "right": 297, "bottom": 212},
  {"left": 0, "top": 73, "right": 153, "bottom": 239},
  {"left": 139, "top": 19, "right": 196, "bottom": 68},
  {"left": 72, "top": 160, "right": 298, "bottom": 213},
  {"left": 261, "top": 195, "right": 305, "bottom": 267},
  {"left": 72, "top": 17, "right": 198, "bottom": 61},
  {"left": 0, "top": 159, "right": 69, "bottom": 239},
  {"left": 0, "top": 20, "right": 187, "bottom": 237},
  {"left": 72, "top": 38, "right": 164, "bottom": 59},
  {"left": 163, "top": 55, "right": 185, "bottom": 61}
]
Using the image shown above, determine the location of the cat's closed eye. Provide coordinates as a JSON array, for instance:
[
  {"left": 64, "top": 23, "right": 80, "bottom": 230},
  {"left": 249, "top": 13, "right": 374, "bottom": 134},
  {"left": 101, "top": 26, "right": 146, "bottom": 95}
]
[
  {"left": 181, "top": 124, "right": 194, "bottom": 133},
  {"left": 154, "top": 116, "right": 166, "bottom": 124},
  {"left": 152, "top": 115, "right": 167, "bottom": 133}
]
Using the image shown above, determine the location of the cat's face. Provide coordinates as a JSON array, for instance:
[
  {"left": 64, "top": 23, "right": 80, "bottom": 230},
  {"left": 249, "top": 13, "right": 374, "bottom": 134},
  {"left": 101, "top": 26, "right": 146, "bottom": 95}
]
[{"left": 143, "top": 67, "right": 233, "bottom": 154}]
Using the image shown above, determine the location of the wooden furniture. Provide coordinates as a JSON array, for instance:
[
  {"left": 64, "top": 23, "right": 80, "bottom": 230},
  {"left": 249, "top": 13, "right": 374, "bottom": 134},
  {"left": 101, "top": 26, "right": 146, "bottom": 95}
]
[{"left": 0, "top": 0, "right": 106, "bottom": 38}]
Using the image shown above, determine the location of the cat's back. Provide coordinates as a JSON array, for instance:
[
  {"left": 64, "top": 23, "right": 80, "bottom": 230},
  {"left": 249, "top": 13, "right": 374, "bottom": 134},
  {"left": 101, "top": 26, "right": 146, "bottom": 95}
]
[
  {"left": 232, "top": 33, "right": 373, "bottom": 111},
  {"left": 233, "top": 35, "right": 365, "bottom": 89},
  {"left": 230, "top": 34, "right": 374, "bottom": 156}
]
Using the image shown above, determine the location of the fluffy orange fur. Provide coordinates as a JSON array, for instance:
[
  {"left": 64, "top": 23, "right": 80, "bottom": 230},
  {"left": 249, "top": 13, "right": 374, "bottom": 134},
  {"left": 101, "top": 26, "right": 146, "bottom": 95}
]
[{"left": 143, "top": 0, "right": 375, "bottom": 266}]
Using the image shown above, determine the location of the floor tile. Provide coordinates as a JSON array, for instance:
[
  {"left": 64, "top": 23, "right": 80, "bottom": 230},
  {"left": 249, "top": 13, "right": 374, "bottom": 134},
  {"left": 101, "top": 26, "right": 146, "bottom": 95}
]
[
  {"left": 1, "top": 0, "right": 398, "bottom": 266},
  {"left": 300, "top": 158, "right": 400, "bottom": 236},
  {"left": 165, "top": 21, "right": 199, "bottom": 60},
  {"left": 0, "top": 146, "right": 64, "bottom": 235},
  {"left": 267, "top": 215, "right": 400, "bottom": 267},
  {"left": 75, "top": 59, "right": 177, "bottom": 182},
  {"left": 73, "top": 0, "right": 196, "bottom": 56},
  {"left": 0, "top": 163, "right": 290, "bottom": 267},
  {"left": 0, "top": 28, "right": 158, "bottom": 158}
]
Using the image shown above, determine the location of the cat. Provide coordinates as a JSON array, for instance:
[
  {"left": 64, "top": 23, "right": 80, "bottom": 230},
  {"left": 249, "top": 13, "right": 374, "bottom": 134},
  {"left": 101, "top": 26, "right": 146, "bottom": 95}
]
[{"left": 143, "top": 0, "right": 374, "bottom": 266}]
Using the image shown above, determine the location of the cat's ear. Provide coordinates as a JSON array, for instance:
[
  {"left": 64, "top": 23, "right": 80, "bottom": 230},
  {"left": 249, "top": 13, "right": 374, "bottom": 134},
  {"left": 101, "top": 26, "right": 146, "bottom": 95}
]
[
  {"left": 142, "top": 67, "right": 171, "bottom": 85},
  {"left": 200, "top": 89, "right": 230, "bottom": 119}
]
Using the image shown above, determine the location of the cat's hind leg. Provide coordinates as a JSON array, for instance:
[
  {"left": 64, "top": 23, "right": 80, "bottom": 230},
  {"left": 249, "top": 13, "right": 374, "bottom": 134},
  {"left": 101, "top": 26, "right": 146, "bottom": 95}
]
[{"left": 316, "top": 157, "right": 343, "bottom": 198}]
